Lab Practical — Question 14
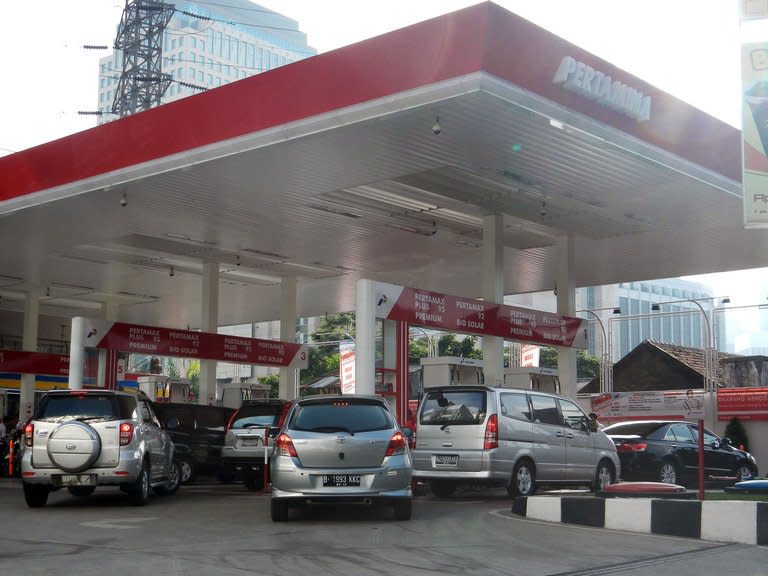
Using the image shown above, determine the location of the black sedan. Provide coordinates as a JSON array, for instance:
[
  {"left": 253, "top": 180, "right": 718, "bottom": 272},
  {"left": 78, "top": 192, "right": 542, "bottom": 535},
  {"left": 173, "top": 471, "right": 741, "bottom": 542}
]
[{"left": 603, "top": 420, "right": 758, "bottom": 486}]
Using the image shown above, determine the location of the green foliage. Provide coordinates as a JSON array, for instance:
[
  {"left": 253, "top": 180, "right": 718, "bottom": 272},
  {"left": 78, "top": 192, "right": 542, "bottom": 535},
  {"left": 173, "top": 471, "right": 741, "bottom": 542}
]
[
  {"left": 437, "top": 334, "right": 482, "bottom": 359},
  {"left": 302, "top": 313, "right": 355, "bottom": 384},
  {"left": 724, "top": 416, "right": 749, "bottom": 451},
  {"left": 535, "top": 347, "right": 600, "bottom": 379},
  {"left": 186, "top": 360, "right": 200, "bottom": 402},
  {"left": 257, "top": 373, "right": 280, "bottom": 399}
]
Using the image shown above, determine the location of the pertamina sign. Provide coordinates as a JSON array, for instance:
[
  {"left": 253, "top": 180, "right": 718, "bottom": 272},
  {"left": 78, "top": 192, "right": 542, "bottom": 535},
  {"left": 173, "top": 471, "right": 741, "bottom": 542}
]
[
  {"left": 373, "top": 282, "right": 587, "bottom": 349},
  {"left": 82, "top": 320, "right": 308, "bottom": 369}
]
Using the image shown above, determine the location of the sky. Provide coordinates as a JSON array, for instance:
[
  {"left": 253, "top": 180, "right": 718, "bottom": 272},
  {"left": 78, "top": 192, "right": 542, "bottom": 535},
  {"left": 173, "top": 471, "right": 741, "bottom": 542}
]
[{"left": 1, "top": 0, "right": 767, "bottom": 309}]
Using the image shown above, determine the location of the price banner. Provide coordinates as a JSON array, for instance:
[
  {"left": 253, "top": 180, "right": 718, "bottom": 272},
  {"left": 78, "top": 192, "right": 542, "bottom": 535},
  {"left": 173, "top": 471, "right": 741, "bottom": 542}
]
[
  {"left": 373, "top": 281, "right": 587, "bottom": 349},
  {"left": 717, "top": 387, "right": 768, "bottom": 421},
  {"left": 82, "top": 320, "right": 308, "bottom": 369},
  {"left": 0, "top": 349, "right": 70, "bottom": 376}
]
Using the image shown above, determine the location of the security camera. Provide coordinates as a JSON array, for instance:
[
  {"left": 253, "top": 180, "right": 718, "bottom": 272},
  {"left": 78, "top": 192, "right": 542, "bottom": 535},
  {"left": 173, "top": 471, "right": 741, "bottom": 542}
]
[
  {"left": 432, "top": 120, "right": 441, "bottom": 135},
  {"left": 120, "top": 193, "right": 127, "bottom": 207}
]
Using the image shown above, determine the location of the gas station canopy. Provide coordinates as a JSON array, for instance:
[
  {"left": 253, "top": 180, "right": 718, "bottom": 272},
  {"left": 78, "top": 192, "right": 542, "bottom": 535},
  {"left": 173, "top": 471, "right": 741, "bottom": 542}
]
[{"left": 0, "top": 2, "right": 751, "bottom": 330}]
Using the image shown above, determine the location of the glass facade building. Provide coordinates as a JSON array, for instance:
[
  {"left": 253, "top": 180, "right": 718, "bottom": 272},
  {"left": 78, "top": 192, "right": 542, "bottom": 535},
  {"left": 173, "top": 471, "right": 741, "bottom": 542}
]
[{"left": 97, "top": 1, "right": 315, "bottom": 122}]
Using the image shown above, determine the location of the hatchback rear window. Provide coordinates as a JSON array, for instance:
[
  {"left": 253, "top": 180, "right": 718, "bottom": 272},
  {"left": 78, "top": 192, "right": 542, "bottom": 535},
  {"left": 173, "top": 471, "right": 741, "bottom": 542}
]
[
  {"left": 419, "top": 390, "right": 487, "bottom": 426},
  {"left": 603, "top": 422, "right": 664, "bottom": 437},
  {"left": 37, "top": 394, "right": 135, "bottom": 421},
  {"left": 290, "top": 401, "right": 393, "bottom": 433}
]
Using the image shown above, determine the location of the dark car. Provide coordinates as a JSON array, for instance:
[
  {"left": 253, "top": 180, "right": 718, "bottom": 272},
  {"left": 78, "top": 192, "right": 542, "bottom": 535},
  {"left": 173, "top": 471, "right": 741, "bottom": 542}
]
[
  {"left": 221, "top": 399, "right": 290, "bottom": 490},
  {"left": 603, "top": 420, "right": 758, "bottom": 486},
  {"left": 151, "top": 402, "right": 235, "bottom": 484}
]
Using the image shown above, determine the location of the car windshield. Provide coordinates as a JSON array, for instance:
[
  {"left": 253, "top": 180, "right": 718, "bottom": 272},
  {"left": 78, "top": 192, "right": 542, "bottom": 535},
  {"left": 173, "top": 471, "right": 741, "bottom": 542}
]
[
  {"left": 36, "top": 394, "right": 134, "bottom": 422},
  {"left": 419, "top": 390, "right": 486, "bottom": 426},
  {"left": 290, "top": 401, "right": 393, "bottom": 433}
]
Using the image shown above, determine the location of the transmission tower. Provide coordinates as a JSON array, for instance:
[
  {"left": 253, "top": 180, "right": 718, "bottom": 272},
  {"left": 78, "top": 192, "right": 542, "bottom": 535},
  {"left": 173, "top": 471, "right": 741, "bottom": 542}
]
[{"left": 112, "top": 1, "right": 175, "bottom": 117}]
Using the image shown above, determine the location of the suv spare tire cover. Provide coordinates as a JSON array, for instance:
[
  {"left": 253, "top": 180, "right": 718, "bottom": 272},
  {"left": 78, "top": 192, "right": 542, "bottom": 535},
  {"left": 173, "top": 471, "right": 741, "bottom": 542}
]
[{"left": 47, "top": 421, "right": 103, "bottom": 473}]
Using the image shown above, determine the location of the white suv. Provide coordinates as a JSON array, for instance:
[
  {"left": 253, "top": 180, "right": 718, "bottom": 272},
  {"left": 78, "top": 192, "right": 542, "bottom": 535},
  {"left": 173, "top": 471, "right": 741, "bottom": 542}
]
[{"left": 20, "top": 390, "right": 180, "bottom": 507}]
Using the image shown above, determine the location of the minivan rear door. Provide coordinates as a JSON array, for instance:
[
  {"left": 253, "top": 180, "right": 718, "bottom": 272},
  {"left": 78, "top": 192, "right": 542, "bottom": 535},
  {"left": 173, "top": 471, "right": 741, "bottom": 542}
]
[{"left": 416, "top": 388, "right": 487, "bottom": 472}]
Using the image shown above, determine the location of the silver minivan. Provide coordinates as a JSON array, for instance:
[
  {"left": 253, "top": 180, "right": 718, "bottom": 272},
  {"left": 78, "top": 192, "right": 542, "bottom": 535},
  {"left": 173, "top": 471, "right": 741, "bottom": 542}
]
[{"left": 411, "top": 386, "right": 619, "bottom": 497}]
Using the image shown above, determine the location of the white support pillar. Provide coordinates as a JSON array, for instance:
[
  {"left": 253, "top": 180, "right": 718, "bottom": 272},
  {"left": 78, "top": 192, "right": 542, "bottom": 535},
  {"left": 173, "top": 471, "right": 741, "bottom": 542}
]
[
  {"left": 355, "top": 279, "right": 377, "bottom": 396},
  {"left": 199, "top": 262, "right": 219, "bottom": 405},
  {"left": 19, "top": 290, "right": 39, "bottom": 423},
  {"left": 279, "top": 276, "right": 298, "bottom": 401},
  {"left": 555, "top": 235, "right": 578, "bottom": 399},
  {"left": 68, "top": 317, "right": 86, "bottom": 390},
  {"left": 482, "top": 214, "right": 504, "bottom": 387}
]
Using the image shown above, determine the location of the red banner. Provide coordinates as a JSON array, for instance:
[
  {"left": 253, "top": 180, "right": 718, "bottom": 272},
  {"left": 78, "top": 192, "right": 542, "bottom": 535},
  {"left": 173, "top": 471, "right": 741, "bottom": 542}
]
[
  {"left": 376, "top": 283, "right": 587, "bottom": 348},
  {"left": 85, "top": 321, "right": 308, "bottom": 368},
  {"left": 0, "top": 350, "right": 70, "bottom": 376},
  {"left": 717, "top": 387, "right": 768, "bottom": 421}
]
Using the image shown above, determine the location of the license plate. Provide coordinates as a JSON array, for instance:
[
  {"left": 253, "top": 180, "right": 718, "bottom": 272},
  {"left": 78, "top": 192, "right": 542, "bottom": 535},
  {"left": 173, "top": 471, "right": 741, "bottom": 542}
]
[
  {"left": 240, "top": 438, "right": 262, "bottom": 447},
  {"left": 435, "top": 454, "right": 459, "bottom": 466},
  {"left": 322, "top": 474, "right": 361, "bottom": 487},
  {"left": 60, "top": 474, "right": 96, "bottom": 486}
]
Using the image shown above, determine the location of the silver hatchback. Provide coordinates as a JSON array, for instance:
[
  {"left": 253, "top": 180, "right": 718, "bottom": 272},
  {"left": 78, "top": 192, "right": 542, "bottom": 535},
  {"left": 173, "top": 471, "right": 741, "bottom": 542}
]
[{"left": 269, "top": 395, "right": 413, "bottom": 521}]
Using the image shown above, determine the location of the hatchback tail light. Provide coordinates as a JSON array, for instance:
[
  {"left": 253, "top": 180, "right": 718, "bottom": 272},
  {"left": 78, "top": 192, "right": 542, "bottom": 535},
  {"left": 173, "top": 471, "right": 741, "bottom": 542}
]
[
  {"left": 275, "top": 433, "right": 298, "bottom": 457},
  {"left": 24, "top": 423, "right": 34, "bottom": 447},
  {"left": 119, "top": 422, "right": 134, "bottom": 446},
  {"left": 385, "top": 432, "right": 407, "bottom": 456},
  {"left": 617, "top": 441, "right": 647, "bottom": 453},
  {"left": 483, "top": 414, "right": 498, "bottom": 450}
]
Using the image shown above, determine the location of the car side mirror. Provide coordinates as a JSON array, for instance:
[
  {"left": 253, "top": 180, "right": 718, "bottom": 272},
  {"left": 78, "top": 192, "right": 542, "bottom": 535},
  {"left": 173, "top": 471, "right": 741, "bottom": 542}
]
[
  {"left": 722, "top": 437, "right": 732, "bottom": 446},
  {"left": 711, "top": 440, "right": 721, "bottom": 450},
  {"left": 587, "top": 418, "right": 599, "bottom": 433}
]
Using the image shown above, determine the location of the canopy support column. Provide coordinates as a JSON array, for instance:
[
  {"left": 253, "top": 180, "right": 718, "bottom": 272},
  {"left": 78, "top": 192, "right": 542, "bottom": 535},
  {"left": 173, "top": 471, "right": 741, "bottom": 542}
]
[
  {"left": 279, "top": 276, "right": 298, "bottom": 401},
  {"left": 556, "top": 235, "right": 577, "bottom": 398},
  {"left": 482, "top": 214, "right": 504, "bottom": 387},
  {"left": 199, "top": 262, "right": 219, "bottom": 405}
]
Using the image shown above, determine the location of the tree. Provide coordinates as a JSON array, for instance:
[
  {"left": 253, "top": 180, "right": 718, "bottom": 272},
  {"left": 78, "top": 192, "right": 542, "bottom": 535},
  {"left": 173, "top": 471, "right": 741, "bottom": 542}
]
[
  {"left": 437, "top": 334, "right": 482, "bottom": 359},
  {"left": 302, "top": 312, "right": 355, "bottom": 385},
  {"left": 534, "top": 347, "right": 600, "bottom": 379}
]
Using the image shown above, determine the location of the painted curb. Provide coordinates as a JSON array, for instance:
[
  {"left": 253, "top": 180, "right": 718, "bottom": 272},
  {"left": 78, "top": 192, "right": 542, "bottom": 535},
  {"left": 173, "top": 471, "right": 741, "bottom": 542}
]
[{"left": 512, "top": 496, "right": 768, "bottom": 546}]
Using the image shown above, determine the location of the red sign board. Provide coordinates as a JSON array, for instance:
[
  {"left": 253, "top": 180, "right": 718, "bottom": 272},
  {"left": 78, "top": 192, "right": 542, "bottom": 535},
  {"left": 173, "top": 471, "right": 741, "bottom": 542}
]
[
  {"left": 0, "top": 350, "right": 70, "bottom": 376},
  {"left": 717, "top": 387, "right": 768, "bottom": 421},
  {"left": 85, "top": 321, "right": 307, "bottom": 368},
  {"left": 375, "top": 283, "right": 587, "bottom": 348}
]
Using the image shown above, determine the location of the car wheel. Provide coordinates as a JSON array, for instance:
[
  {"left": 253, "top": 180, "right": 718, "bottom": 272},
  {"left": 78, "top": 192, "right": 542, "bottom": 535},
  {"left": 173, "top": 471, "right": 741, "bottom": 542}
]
[
  {"left": 271, "top": 498, "right": 289, "bottom": 522},
  {"left": 155, "top": 460, "right": 181, "bottom": 496},
  {"left": 592, "top": 460, "right": 615, "bottom": 492},
  {"left": 734, "top": 463, "right": 756, "bottom": 481},
  {"left": 658, "top": 460, "right": 678, "bottom": 484},
  {"left": 23, "top": 483, "right": 50, "bottom": 508},
  {"left": 68, "top": 486, "right": 96, "bottom": 498},
  {"left": 244, "top": 475, "right": 264, "bottom": 491},
  {"left": 177, "top": 457, "right": 195, "bottom": 484},
  {"left": 508, "top": 460, "right": 536, "bottom": 497},
  {"left": 393, "top": 498, "right": 412, "bottom": 521},
  {"left": 129, "top": 462, "right": 151, "bottom": 506},
  {"left": 429, "top": 480, "right": 457, "bottom": 498}
]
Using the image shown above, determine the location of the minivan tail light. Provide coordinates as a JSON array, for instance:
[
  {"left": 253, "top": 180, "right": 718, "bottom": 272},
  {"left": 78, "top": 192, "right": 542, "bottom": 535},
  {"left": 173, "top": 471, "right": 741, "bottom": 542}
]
[
  {"left": 119, "top": 422, "right": 134, "bottom": 446},
  {"left": 484, "top": 414, "right": 498, "bottom": 450},
  {"left": 385, "top": 431, "right": 407, "bottom": 456},
  {"left": 24, "top": 423, "right": 34, "bottom": 447},
  {"left": 617, "top": 441, "right": 647, "bottom": 453},
  {"left": 276, "top": 433, "right": 297, "bottom": 457}
]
